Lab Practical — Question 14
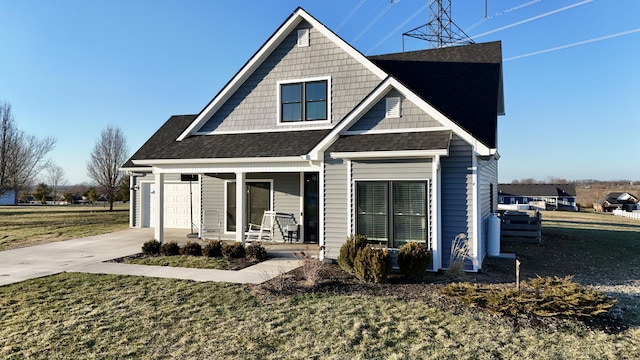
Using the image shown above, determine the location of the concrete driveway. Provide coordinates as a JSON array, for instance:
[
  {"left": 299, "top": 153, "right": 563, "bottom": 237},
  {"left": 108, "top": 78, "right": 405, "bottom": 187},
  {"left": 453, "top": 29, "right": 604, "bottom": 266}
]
[
  {"left": 0, "top": 228, "right": 303, "bottom": 287},
  {"left": 0, "top": 228, "right": 153, "bottom": 286}
]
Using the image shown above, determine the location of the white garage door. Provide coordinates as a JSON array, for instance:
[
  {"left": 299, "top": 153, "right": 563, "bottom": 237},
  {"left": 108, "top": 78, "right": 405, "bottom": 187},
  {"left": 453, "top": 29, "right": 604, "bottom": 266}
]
[{"left": 143, "top": 182, "right": 200, "bottom": 229}]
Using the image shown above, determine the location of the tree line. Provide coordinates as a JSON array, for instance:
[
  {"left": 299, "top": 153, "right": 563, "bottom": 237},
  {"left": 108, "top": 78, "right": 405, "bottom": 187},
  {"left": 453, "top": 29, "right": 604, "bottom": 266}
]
[{"left": 1, "top": 101, "right": 129, "bottom": 210}]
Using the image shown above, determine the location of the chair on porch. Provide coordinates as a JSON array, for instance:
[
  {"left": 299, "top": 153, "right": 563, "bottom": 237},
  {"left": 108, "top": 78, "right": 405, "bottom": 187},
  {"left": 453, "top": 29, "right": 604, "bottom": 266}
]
[{"left": 246, "top": 210, "right": 276, "bottom": 242}]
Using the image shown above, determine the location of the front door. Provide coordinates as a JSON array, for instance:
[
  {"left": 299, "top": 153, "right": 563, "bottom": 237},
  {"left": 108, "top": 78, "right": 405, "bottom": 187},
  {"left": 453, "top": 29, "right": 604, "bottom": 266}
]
[{"left": 303, "top": 173, "right": 319, "bottom": 243}]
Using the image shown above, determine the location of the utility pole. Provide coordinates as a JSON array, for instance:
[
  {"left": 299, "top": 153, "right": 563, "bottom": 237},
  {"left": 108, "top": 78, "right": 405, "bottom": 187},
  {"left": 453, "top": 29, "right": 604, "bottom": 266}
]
[{"left": 402, "top": 0, "right": 474, "bottom": 51}]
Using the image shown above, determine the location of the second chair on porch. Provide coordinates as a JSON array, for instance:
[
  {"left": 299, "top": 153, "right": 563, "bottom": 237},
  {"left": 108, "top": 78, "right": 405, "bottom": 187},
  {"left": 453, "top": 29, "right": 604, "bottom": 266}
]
[{"left": 246, "top": 210, "right": 276, "bottom": 242}]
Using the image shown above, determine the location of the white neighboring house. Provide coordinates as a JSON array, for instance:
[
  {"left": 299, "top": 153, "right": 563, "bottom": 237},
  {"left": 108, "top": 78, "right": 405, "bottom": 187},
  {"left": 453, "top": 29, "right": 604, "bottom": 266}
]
[{"left": 0, "top": 191, "right": 16, "bottom": 205}]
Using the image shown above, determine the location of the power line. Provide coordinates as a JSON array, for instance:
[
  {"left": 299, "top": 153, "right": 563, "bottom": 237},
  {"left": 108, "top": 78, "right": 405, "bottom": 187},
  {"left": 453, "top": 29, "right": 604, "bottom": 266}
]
[
  {"left": 471, "top": 0, "right": 593, "bottom": 40},
  {"left": 366, "top": 1, "right": 431, "bottom": 54},
  {"left": 465, "top": 0, "right": 542, "bottom": 33},
  {"left": 504, "top": 27, "right": 640, "bottom": 61},
  {"left": 335, "top": 0, "right": 368, "bottom": 31},
  {"left": 352, "top": 0, "right": 401, "bottom": 43}
]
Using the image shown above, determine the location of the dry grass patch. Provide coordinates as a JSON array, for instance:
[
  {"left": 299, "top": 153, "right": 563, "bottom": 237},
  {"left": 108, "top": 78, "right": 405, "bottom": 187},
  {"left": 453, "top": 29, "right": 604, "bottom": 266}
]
[
  {"left": 1, "top": 273, "right": 638, "bottom": 359},
  {"left": 0, "top": 205, "right": 129, "bottom": 250}
]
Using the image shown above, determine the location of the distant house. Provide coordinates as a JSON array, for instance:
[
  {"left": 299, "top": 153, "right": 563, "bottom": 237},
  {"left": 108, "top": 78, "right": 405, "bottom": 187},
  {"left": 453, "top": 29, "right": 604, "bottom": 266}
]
[
  {"left": 594, "top": 192, "right": 639, "bottom": 212},
  {"left": 498, "top": 184, "right": 578, "bottom": 211},
  {"left": 0, "top": 191, "right": 16, "bottom": 205}
]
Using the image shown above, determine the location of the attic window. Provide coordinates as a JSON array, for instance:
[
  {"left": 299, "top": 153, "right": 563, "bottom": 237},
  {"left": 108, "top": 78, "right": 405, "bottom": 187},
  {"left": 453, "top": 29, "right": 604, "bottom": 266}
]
[
  {"left": 385, "top": 97, "right": 401, "bottom": 118},
  {"left": 297, "top": 29, "right": 310, "bottom": 47}
]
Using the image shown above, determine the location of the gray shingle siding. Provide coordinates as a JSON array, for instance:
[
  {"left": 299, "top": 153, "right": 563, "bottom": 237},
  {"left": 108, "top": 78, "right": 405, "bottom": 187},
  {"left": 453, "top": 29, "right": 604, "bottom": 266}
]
[
  {"left": 440, "top": 136, "right": 474, "bottom": 268},
  {"left": 198, "top": 21, "right": 382, "bottom": 133},
  {"left": 348, "top": 90, "right": 442, "bottom": 132}
]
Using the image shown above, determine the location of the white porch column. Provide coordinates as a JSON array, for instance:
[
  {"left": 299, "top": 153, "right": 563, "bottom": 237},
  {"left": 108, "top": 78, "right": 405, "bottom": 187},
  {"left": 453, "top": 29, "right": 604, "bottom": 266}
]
[
  {"left": 235, "top": 171, "right": 246, "bottom": 243},
  {"left": 129, "top": 175, "right": 135, "bottom": 228},
  {"left": 154, "top": 173, "right": 165, "bottom": 243}
]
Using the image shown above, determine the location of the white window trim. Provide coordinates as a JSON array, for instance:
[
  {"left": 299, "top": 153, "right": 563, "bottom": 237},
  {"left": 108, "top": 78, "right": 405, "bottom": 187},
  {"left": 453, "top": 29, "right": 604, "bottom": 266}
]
[
  {"left": 352, "top": 178, "right": 430, "bottom": 248},
  {"left": 297, "top": 28, "right": 310, "bottom": 47},
  {"left": 277, "top": 76, "right": 331, "bottom": 126},
  {"left": 223, "top": 179, "right": 274, "bottom": 235},
  {"left": 386, "top": 96, "right": 401, "bottom": 118}
]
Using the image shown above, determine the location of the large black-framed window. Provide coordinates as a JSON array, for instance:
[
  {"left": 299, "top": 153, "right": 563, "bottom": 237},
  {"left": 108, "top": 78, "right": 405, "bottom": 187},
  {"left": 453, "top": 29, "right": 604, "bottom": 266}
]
[
  {"left": 356, "top": 181, "right": 427, "bottom": 248},
  {"left": 280, "top": 80, "right": 327, "bottom": 122}
]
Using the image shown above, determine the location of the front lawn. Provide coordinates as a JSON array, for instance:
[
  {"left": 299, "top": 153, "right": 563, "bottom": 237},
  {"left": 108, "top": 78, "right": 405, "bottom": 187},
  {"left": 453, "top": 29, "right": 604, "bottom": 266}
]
[
  {"left": 0, "top": 205, "right": 129, "bottom": 250},
  {"left": 1, "top": 272, "right": 638, "bottom": 359}
]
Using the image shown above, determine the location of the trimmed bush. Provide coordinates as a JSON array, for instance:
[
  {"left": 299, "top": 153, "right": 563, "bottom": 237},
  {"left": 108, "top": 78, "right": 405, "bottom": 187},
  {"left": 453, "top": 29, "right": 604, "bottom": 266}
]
[
  {"left": 159, "top": 241, "right": 180, "bottom": 256},
  {"left": 397, "top": 242, "right": 432, "bottom": 278},
  {"left": 222, "top": 242, "right": 246, "bottom": 259},
  {"left": 245, "top": 243, "right": 268, "bottom": 260},
  {"left": 202, "top": 240, "right": 223, "bottom": 257},
  {"left": 337, "top": 235, "right": 368, "bottom": 273},
  {"left": 442, "top": 276, "right": 617, "bottom": 318},
  {"left": 353, "top": 246, "right": 392, "bottom": 283},
  {"left": 180, "top": 241, "right": 202, "bottom": 256},
  {"left": 141, "top": 239, "right": 161, "bottom": 255}
]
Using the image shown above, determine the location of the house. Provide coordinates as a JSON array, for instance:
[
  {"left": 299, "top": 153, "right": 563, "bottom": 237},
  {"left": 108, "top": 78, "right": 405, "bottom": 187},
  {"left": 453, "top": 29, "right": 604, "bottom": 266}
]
[
  {"left": 498, "top": 184, "right": 577, "bottom": 211},
  {"left": 121, "top": 8, "right": 504, "bottom": 271},
  {"left": 594, "top": 192, "right": 639, "bottom": 212},
  {"left": 0, "top": 190, "right": 16, "bottom": 205}
]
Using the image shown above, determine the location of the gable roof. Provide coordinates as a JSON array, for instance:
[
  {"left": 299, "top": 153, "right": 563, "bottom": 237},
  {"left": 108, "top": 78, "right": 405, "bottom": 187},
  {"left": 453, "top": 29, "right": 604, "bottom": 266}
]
[
  {"left": 368, "top": 41, "right": 503, "bottom": 149},
  {"left": 329, "top": 130, "right": 451, "bottom": 153},
  {"left": 176, "top": 7, "right": 386, "bottom": 141},
  {"left": 498, "top": 184, "right": 577, "bottom": 197}
]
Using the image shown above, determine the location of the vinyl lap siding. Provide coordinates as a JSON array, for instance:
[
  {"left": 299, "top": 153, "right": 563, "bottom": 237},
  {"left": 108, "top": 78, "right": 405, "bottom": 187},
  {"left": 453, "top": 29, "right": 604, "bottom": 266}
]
[
  {"left": 201, "top": 174, "right": 230, "bottom": 239},
  {"left": 324, "top": 157, "right": 348, "bottom": 259},
  {"left": 440, "top": 137, "right": 473, "bottom": 269},
  {"left": 477, "top": 158, "right": 498, "bottom": 265},
  {"left": 199, "top": 21, "right": 382, "bottom": 133}
]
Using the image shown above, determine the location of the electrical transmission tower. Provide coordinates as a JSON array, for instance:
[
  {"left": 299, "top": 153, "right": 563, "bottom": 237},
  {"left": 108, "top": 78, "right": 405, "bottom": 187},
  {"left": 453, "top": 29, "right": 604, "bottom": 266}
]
[{"left": 402, "top": 0, "right": 474, "bottom": 51}]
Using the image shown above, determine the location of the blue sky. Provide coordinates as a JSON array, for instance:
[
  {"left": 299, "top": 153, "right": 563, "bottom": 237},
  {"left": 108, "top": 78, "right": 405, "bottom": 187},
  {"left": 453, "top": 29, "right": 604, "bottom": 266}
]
[{"left": 1, "top": 0, "right": 639, "bottom": 184}]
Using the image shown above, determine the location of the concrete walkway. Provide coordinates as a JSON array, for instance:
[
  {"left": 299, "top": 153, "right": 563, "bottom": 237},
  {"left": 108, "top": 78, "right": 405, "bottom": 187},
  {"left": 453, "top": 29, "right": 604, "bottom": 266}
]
[{"left": 0, "top": 228, "right": 303, "bottom": 287}]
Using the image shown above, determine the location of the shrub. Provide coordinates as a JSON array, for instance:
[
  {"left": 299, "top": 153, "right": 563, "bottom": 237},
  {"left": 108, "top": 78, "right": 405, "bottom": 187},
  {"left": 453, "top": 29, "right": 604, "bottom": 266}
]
[
  {"left": 353, "top": 246, "right": 392, "bottom": 283},
  {"left": 447, "top": 233, "right": 477, "bottom": 278},
  {"left": 246, "top": 243, "right": 268, "bottom": 260},
  {"left": 180, "top": 241, "right": 202, "bottom": 256},
  {"left": 202, "top": 240, "right": 223, "bottom": 257},
  {"left": 337, "top": 235, "right": 368, "bottom": 273},
  {"left": 222, "top": 242, "right": 246, "bottom": 258},
  {"left": 294, "top": 250, "right": 324, "bottom": 286},
  {"left": 397, "top": 242, "right": 432, "bottom": 278},
  {"left": 442, "top": 276, "right": 617, "bottom": 318},
  {"left": 159, "top": 241, "right": 180, "bottom": 256},
  {"left": 141, "top": 239, "right": 161, "bottom": 255}
]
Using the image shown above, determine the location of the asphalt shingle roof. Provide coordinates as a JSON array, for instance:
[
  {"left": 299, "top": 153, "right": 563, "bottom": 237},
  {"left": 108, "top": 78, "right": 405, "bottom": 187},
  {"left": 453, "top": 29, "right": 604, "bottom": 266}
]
[
  {"left": 368, "top": 41, "right": 502, "bottom": 149},
  {"left": 123, "top": 115, "right": 331, "bottom": 167},
  {"left": 498, "top": 184, "right": 577, "bottom": 197},
  {"left": 328, "top": 131, "right": 451, "bottom": 153}
]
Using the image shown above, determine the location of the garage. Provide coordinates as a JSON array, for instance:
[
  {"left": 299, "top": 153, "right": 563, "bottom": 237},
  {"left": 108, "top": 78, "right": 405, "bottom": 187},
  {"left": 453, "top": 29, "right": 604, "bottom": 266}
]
[{"left": 140, "top": 181, "right": 201, "bottom": 230}]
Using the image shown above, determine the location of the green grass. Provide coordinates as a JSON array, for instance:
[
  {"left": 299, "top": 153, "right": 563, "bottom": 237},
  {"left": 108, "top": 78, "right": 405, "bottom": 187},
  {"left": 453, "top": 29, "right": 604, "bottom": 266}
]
[
  {"left": 127, "top": 255, "right": 233, "bottom": 270},
  {"left": 0, "top": 204, "right": 129, "bottom": 250},
  {"left": 1, "top": 272, "right": 638, "bottom": 359}
]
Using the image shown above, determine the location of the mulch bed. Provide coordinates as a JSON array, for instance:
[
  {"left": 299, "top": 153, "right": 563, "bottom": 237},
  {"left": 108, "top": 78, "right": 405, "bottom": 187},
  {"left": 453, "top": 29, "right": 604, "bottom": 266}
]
[{"left": 106, "top": 253, "right": 261, "bottom": 271}]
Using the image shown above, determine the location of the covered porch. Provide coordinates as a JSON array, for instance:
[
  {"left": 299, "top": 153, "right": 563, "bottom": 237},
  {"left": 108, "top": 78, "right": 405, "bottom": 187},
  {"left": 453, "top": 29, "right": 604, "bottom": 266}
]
[{"left": 143, "top": 158, "right": 323, "bottom": 247}]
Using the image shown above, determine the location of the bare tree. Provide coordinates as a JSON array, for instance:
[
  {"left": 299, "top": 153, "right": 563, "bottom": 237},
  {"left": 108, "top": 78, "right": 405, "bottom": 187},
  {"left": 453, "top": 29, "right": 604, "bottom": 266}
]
[
  {"left": 46, "top": 164, "right": 67, "bottom": 204},
  {"left": 1, "top": 101, "right": 56, "bottom": 202},
  {"left": 87, "top": 125, "right": 129, "bottom": 211}
]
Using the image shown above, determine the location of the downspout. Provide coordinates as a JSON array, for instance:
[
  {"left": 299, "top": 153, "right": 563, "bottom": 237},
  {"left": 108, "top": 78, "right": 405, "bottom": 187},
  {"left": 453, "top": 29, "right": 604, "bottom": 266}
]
[
  {"left": 432, "top": 155, "right": 441, "bottom": 270},
  {"left": 471, "top": 156, "right": 480, "bottom": 272}
]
